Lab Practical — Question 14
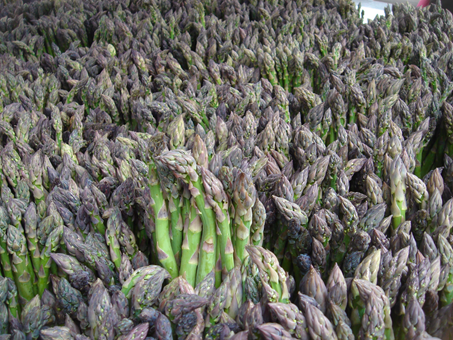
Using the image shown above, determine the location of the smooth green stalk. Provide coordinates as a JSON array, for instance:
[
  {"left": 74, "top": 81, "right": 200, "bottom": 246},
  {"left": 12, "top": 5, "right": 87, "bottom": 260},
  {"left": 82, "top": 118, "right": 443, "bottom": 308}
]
[
  {"left": 179, "top": 198, "right": 202, "bottom": 287},
  {"left": 7, "top": 226, "right": 37, "bottom": 303},
  {"left": 274, "top": 221, "right": 289, "bottom": 264},
  {"left": 6, "top": 278, "right": 19, "bottom": 318},
  {"left": 38, "top": 226, "right": 62, "bottom": 296},
  {"left": 201, "top": 167, "right": 235, "bottom": 274},
  {"left": 414, "top": 149, "right": 423, "bottom": 178},
  {"left": 24, "top": 214, "right": 41, "bottom": 276},
  {"left": 441, "top": 269, "right": 453, "bottom": 306},
  {"left": 232, "top": 173, "right": 256, "bottom": 264},
  {"left": 422, "top": 138, "right": 438, "bottom": 177},
  {"left": 193, "top": 180, "right": 217, "bottom": 285},
  {"left": 281, "top": 252, "right": 292, "bottom": 273},
  {"left": 218, "top": 215, "right": 235, "bottom": 273},
  {"left": 215, "top": 243, "right": 221, "bottom": 288},
  {"left": 106, "top": 211, "right": 122, "bottom": 270},
  {"left": 233, "top": 215, "right": 253, "bottom": 262},
  {"left": 169, "top": 197, "right": 183, "bottom": 264},
  {"left": 157, "top": 151, "right": 217, "bottom": 285},
  {"left": 329, "top": 126, "right": 336, "bottom": 145},
  {"left": 0, "top": 241, "right": 14, "bottom": 281},
  {"left": 148, "top": 165, "right": 179, "bottom": 279},
  {"left": 390, "top": 157, "right": 407, "bottom": 230}
]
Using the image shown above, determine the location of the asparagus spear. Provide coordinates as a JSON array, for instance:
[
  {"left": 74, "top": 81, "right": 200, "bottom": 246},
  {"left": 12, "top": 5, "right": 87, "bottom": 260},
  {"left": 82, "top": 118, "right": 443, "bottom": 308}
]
[
  {"left": 201, "top": 167, "right": 234, "bottom": 273},
  {"left": 23, "top": 203, "right": 40, "bottom": 277},
  {"left": 390, "top": 156, "right": 407, "bottom": 230},
  {"left": 38, "top": 226, "right": 63, "bottom": 296},
  {"left": 148, "top": 161, "right": 178, "bottom": 279},
  {"left": 6, "top": 226, "right": 37, "bottom": 304},
  {"left": 105, "top": 208, "right": 122, "bottom": 270},
  {"left": 0, "top": 208, "right": 13, "bottom": 281},
  {"left": 250, "top": 199, "right": 266, "bottom": 247},
  {"left": 156, "top": 161, "right": 184, "bottom": 264},
  {"left": 231, "top": 170, "right": 256, "bottom": 263},
  {"left": 179, "top": 185, "right": 203, "bottom": 287},
  {"left": 157, "top": 150, "right": 217, "bottom": 285}
]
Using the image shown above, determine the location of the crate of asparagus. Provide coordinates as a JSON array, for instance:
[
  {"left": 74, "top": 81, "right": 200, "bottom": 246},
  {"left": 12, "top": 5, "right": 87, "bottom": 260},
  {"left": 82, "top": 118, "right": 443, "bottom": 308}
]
[{"left": 1, "top": 0, "right": 453, "bottom": 338}]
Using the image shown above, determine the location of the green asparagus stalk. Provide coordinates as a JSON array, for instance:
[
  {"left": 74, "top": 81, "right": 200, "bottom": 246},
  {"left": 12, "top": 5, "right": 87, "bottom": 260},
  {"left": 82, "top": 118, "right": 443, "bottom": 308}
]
[
  {"left": 179, "top": 190, "right": 203, "bottom": 288},
  {"left": 156, "top": 162, "right": 184, "bottom": 265},
  {"left": 390, "top": 156, "right": 407, "bottom": 230},
  {"left": 38, "top": 226, "right": 63, "bottom": 296},
  {"left": 105, "top": 208, "right": 122, "bottom": 270},
  {"left": 148, "top": 162, "right": 179, "bottom": 279},
  {"left": 157, "top": 150, "right": 217, "bottom": 285},
  {"left": 0, "top": 215, "right": 13, "bottom": 281},
  {"left": 201, "top": 167, "right": 234, "bottom": 274},
  {"left": 23, "top": 203, "right": 40, "bottom": 276},
  {"left": 232, "top": 171, "right": 257, "bottom": 263},
  {"left": 6, "top": 226, "right": 37, "bottom": 304},
  {"left": 6, "top": 277, "right": 19, "bottom": 319}
]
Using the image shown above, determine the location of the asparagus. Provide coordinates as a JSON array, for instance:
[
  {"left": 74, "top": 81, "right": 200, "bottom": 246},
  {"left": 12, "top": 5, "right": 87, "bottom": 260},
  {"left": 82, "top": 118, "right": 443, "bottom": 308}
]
[
  {"left": 201, "top": 167, "right": 234, "bottom": 274},
  {"left": 148, "top": 162, "right": 179, "bottom": 279},
  {"left": 38, "top": 226, "right": 63, "bottom": 296},
  {"left": 231, "top": 170, "right": 256, "bottom": 264},
  {"left": 6, "top": 226, "right": 37, "bottom": 304},
  {"left": 157, "top": 150, "right": 217, "bottom": 285}
]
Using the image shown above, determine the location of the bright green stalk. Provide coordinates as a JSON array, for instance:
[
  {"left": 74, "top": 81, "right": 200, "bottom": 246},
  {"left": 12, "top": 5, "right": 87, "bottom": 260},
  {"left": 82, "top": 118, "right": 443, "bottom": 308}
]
[
  {"left": 38, "top": 226, "right": 63, "bottom": 296},
  {"left": 232, "top": 172, "right": 256, "bottom": 263},
  {"left": 156, "top": 163, "right": 184, "bottom": 264},
  {"left": 156, "top": 150, "right": 216, "bottom": 285},
  {"left": 179, "top": 196, "right": 202, "bottom": 287},
  {"left": 193, "top": 181, "right": 217, "bottom": 285},
  {"left": 148, "top": 163, "right": 179, "bottom": 279},
  {"left": 23, "top": 203, "right": 40, "bottom": 276},
  {"left": 169, "top": 197, "right": 183, "bottom": 263},
  {"left": 439, "top": 235, "right": 453, "bottom": 306},
  {"left": 106, "top": 209, "right": 122, "bottom": 270},
  {"left": 390, "top": 157, "right": 407, "bottom": 230},
  {"left": 421, "top": 137, "right": 438, "bottom": 177},
  {"left": 0, "top": 204, "right": 13, "bottom": 281},
  {"left": 6, "top": 226, "right": 37, "bottom": 303},
  {"left": 215, "top": 243, "right": 222, "bottom": 288},
  {"left": 200, "top": 168, "right": 234, "bottom": 274},
  {"left": 274, "top": 220, "right": 289, "bottom": 264},
  {"left": 6, "top": 277, "right": 19, "bottom": 318},
  {"left": 414, "top": 149, "right": 423, "bottom": 178},
  {"left": 281, "top": 253, "right": 292, "bottom": 273},
  {"left": 0, "top": 240, "right": 13, "bottom": 281}
]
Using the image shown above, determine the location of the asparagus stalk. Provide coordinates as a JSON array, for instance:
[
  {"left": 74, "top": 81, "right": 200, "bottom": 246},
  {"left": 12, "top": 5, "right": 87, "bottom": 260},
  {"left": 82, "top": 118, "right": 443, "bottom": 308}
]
[
  {"left": 179, "top": 191, "right": 203, "bottom": 287},
  {"left": 157, "top": 150, "right": 217, "bottom": 285},
  {"left": 390, "top": 156, "right": 407, "bottom": 230},
  {"left": 105, "top": 208, "right": 122, "bottom": 270},
  {"left": 23, "top": 203, "right": 40, "bottom": 277},
  {"left": 201, "top": 167, "right": 234, "bottom": 274},
  {"left": 232, "top": 171, "right": 257, "bottom": 263},
  {"left": 6, "top": 226, "right": 37, "bottom": 304},
  {"left": 156, "top": 162, "right": 183, "bottom": 264},
  {"left": 148, "top": 162, "right": 179, "bottom": 279},
  {"left": 38, "top": 226, "right": 63, "bottom": 296},
  {"left": 0, "top": 217, "right": 13, "bottom": 281}
]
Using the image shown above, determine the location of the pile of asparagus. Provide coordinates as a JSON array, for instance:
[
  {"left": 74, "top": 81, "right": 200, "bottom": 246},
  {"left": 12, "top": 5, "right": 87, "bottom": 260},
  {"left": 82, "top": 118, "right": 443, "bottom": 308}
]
[{"left": 2, "top": 0, "right": 453, "bottom": 339}]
